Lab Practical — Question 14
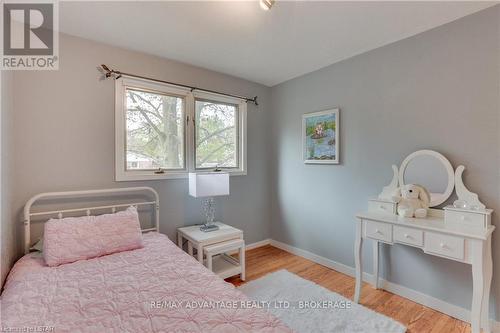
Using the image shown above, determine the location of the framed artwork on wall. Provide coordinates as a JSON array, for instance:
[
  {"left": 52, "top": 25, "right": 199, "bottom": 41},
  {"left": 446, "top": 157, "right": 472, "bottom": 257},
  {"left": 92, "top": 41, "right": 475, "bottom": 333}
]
[{"left": 302, "top": 108, "right": 339, "bottom": 164}]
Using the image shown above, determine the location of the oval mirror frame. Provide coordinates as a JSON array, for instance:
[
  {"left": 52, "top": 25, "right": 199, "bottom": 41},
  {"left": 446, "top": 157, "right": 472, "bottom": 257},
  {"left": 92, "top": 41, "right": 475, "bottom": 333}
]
[{"left": 398, "top": 150, "right": 455, "bottom": 207}]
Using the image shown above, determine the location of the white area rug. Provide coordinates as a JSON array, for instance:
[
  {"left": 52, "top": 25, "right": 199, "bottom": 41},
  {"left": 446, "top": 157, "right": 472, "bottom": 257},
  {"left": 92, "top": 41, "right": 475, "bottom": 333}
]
[{"left": 238, "top": 270, "right": 406, "bottom": 333}]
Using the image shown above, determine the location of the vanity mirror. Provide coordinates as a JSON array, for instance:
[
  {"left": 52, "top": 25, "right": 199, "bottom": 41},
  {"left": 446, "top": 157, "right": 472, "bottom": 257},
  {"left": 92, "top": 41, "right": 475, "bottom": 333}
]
[
  {"left": 399, "top": 150, "right": 454, "bottom": 207},
  {"left": 376, "top": 149, "right": 487, "bottom": 213}
]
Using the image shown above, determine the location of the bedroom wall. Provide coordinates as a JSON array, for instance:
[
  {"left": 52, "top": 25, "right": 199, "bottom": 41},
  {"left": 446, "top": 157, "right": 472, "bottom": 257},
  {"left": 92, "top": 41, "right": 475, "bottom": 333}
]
[
  {"left": 270, "top": 5, "right": 500, "bottom": 320},
  {"left": 1, "top": 71, "right": 15, "bottom": 286},
  {"left": 6, "top": 33, "right": 272, "bottom": 266}
]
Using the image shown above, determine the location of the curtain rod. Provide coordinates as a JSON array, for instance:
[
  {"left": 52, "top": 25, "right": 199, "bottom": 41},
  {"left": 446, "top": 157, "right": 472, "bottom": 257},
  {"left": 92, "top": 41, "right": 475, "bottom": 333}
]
[{"left": 100, "top": 64, "right": 258, "bottom": 105}]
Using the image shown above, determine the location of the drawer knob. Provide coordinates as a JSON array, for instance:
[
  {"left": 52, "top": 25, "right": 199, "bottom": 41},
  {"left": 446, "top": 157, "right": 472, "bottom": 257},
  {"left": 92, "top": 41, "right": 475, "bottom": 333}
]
[
  {"left": 375, "top": 229, "right": 382, "bottom": 234},
  {"left": 379, "top": 205, "right": 386, "bottom": 210},
  {"left": 440, "top": 242, "right": 447, "bottom": 249},
  {"left": 404, "top": 233, "right": 410, "bottom": 239}
]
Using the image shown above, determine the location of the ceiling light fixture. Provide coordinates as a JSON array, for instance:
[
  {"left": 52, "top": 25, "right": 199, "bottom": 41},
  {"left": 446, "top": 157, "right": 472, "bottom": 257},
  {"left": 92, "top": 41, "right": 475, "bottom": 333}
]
[{"left": 260, "top": 0, "right": 275, "bottom": 11}]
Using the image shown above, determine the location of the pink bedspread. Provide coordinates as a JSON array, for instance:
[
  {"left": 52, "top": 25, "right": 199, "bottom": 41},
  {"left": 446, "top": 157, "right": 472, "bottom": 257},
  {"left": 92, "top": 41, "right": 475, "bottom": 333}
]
[{"left": 1, "top": 232, "right": 290, "bottom": 333}]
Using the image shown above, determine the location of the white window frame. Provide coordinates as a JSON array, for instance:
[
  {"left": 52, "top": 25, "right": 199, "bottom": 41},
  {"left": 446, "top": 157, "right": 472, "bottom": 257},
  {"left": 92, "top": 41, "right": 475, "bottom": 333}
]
[
  {"left": 192, "top": 91, "right": 247, "bottom": 176},
  {"left": 115, "top": 77, "right": 190, "bottom": 181},
  {"left": 115, "top": 77, "right": 247, "bottom": 181}
]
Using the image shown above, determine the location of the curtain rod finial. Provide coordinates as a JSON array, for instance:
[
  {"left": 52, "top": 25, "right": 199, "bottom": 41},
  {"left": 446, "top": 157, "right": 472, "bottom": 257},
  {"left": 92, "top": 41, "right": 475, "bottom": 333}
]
[{"left": 252, "top": 96, "right": 258, "bottom": 106}]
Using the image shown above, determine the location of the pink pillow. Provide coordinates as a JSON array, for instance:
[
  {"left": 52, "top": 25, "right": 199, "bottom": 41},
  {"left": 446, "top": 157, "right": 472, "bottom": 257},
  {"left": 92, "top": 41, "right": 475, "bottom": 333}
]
[{"left": 43, "top": 206, "right": 144, "bottom": 267}]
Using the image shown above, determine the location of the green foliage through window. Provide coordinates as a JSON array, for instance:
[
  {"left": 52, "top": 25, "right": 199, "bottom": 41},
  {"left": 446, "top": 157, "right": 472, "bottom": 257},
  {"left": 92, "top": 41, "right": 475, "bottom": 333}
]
[
  {"left": 125, "top": 88, "right": 184, "bottom": 170},
  {"left": 195, "top": 100, "right": 238, "bottom": 169}
]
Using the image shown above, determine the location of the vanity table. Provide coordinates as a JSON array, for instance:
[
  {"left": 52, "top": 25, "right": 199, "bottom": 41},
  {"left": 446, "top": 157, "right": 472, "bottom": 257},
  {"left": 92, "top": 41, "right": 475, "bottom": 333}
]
[{"left": 354, "top": 150, "right": 494, "bottom": 333}]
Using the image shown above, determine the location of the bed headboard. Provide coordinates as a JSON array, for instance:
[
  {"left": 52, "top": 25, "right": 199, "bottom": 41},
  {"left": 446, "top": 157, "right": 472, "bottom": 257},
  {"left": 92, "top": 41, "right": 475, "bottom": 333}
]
[{"left": 23, "top": 187, "right": 160, "bottom": 254}]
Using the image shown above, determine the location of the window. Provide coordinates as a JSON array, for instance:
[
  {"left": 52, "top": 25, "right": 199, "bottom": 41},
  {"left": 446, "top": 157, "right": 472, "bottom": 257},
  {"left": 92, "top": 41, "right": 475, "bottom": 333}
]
[
  {"left": 195, "top": 99, "right": 238, "bottom": 169},
  {"left": 115, "top": 78, "right": 246, "bottom": 181},
  {"left": 125, "top": 88, "right": 185, "bottom": 170}
]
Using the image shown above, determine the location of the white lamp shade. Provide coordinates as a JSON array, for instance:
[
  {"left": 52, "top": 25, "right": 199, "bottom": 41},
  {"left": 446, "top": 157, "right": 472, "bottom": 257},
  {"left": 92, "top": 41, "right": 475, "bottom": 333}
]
[{"left": 189, "top": 172, "right": 230, "bottom": 198}]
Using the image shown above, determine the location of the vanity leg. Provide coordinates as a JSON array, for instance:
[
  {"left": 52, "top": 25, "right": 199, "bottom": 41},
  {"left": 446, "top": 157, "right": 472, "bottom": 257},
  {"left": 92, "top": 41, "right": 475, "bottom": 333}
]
[
  {"left": 188, "top": 242, "right": 193, "bottom": 256},
  {"left": 471, "top": 240, "right": 484, "bottom": 333},
  {"left": 354, "top": 219, "right": 363, "bottom": 303},
  {"left": 373, "top": 240, "right": 379, "bottom": 289},
  {"left": 481, "top": 237, "right": 492, "bottom": 333}
]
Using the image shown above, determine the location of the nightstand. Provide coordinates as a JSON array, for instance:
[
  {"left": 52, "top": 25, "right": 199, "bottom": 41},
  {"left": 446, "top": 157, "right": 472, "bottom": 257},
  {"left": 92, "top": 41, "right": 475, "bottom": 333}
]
[
  {"left": 204, "top": 238, "right": 245, "bottom": 280},
  {"left": 177, "top": 222, "right": 243, "bottom": 263}
]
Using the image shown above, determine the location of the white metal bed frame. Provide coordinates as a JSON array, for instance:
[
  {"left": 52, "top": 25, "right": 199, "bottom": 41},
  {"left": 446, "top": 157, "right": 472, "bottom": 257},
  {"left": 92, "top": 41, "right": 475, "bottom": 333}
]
[{"left": 23, "top": 187, "right": 160, "bottom": 254}]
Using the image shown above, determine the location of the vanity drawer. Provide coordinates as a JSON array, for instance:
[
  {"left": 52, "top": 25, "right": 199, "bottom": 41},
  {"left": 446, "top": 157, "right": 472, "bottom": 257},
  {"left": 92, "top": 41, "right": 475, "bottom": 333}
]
[
  {"left": 424, "top": 232, "right": 465, "bottom": 261},
  {"left": 444, "top": 209, "right": 489, "bottom": 231},
  {"left": 393, "top": 226, "right": 423, "bottom": 247},
  {"left": 368, "top": 200, "right": 396, "bottom": 214},
  {"left": 365, "top": 221, "right": 392, "bottom": 243}
]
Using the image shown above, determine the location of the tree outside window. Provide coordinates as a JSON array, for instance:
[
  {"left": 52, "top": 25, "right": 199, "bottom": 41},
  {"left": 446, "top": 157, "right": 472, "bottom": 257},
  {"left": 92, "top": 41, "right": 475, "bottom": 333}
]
[
  {"left": 195, "top": 100, "right": 238, "bottom": 169},
  {"left": 116, "top": 78, "right": 246, "bottom": 181},
  {"left": 125, "top": 88, "right": 184, "bottom": 170}
]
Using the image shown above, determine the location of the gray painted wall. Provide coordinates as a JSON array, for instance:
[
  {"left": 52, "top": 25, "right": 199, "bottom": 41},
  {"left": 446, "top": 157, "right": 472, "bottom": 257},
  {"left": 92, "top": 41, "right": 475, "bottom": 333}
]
[
  {"left": 1, "top": 33, "right": 272, "bottom": 286},
  {"left": 270, "top": 6, "right": 500, "bottom": 319},
  {"left": 1, "top": 71, "right": 14, "bottom": 285}
]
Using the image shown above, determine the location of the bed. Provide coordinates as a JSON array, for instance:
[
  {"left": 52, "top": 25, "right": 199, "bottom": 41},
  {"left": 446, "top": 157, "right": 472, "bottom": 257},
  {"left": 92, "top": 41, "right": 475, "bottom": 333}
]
[{"left": 1, "top": 187, "right": 290, "bottom": 333}]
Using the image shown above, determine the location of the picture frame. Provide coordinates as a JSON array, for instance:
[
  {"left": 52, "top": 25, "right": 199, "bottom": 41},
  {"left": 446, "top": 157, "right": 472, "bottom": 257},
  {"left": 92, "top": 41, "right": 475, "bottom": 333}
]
[{"left": 302, "top": 108, "right": 339, "bottom": 164}]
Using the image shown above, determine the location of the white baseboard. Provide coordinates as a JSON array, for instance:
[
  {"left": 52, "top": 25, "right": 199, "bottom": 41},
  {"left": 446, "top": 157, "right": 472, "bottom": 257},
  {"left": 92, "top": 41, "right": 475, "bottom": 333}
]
[
  {"left": 268, "top": 239, "right": 500, "bottom": 332},
  {"left": 246, "top": 238, "right": 271, "bottom": 250},
  {"left": 227, "top": 238, "right": 271, "bottom": 256}
]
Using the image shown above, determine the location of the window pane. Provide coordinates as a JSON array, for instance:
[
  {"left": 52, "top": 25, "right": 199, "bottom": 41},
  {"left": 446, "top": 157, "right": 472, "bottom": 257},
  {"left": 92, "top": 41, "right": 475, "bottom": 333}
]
[
  {"left": 195, "top": 100, "right": 238, "bottom": 169},
  {"left": 125, "top": 88, "right": 184, "bottom": 170}
]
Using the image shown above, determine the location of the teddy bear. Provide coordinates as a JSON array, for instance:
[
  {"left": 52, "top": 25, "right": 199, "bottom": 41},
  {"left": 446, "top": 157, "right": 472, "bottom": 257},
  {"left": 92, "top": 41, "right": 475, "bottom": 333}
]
[{"left": 392, "top": 184, "right": 431, "bottom": 218}]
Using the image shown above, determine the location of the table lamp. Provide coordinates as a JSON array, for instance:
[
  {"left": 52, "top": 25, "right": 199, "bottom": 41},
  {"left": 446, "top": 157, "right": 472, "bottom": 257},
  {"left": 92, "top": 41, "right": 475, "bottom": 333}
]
[{"left": 189, "top": 172, "right": 230, "bottom": 232}]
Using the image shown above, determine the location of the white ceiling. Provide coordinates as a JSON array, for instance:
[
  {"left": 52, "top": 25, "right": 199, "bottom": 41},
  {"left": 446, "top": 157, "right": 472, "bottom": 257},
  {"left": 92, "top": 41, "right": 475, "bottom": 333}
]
[{"left": 59, "top": 1, "right": 496, "bottom": 86}]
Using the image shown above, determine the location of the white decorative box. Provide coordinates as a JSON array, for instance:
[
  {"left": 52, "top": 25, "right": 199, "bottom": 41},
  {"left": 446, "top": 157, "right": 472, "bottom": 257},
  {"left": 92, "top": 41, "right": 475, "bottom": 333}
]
[
  {"left": 444, "top": 206, "right": 492, "bottom": 232},
  {"left": 368, "top": 198, "right": 397, "bottom": 215}
]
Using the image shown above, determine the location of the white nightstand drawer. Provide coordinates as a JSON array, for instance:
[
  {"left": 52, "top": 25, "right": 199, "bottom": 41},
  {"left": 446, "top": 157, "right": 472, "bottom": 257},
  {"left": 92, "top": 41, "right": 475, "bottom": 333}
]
[
  {"left": 445, "top": 209, "right": 489, "bottom": 230},
  {"left": 368, "top": 200, "right": 396, "bottom": 214},
  {"left": 394, "top": 226, "right": 423, "bottom": 247},
  {"left": 424, "top": 232, "right": 465, "bottom": 261},
  {"left": 365, "top": 221, "right": 392, "bottom": 243}
]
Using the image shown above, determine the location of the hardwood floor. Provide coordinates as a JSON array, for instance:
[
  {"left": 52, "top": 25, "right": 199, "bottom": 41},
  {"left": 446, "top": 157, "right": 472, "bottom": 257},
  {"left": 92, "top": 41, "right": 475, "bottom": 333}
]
[{"left": 226, "top": 245, "right": 471, "bottom": 333}]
